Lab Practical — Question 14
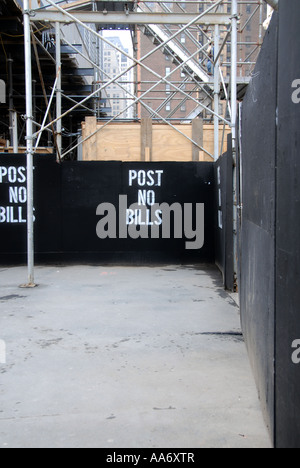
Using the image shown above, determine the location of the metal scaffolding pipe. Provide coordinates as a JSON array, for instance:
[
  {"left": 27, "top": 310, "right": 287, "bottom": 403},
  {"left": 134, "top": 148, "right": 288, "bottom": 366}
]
[
  {"left": 23, "top": 0, "right": 35, "bottom": 287},
  {"left": 214, "top": 24, "right": 220, "bottom": 161},
  {"left": 33, "top": 0, "right": 229, "bottom": 138},
  {"left": 60, "top": 40, "right": 215, "bottom": 160},
  {"left": 55, "top": 22, "right": 62, "bottom": 158},
  {"left": 31, "top": 11, "right": 232, "bottom": 26},
  {"left": 231, "top": 0, "right": 238, "bottom": 291},
  {"left": 8, "top": 56, "right": 18, "bottom": 153}
]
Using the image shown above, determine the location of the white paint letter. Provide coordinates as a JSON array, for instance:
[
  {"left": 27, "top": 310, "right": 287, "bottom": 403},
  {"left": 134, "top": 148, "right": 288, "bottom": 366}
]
[
  {"left": 0, "top": 167, "right": 7, "bottom": 183},
  {"left": 9, "top": 187, "right": 18, "bottom": 204},
  {"left": 138, "top": 190, "right": 147, "bottom": 206},
  {"left": 138, "top": 170, "right": 146, "bottom": 186},
  {"left": 129, "top": 170, "right": 137, "bottom": 186},
  {"left": 18, "top": 167, "right": 26, "bottom": 183},
  {"left": 0, "top": 207, "right": 6, "bottom": 223},
  {"left": 156, "top": 170, "right": 164, "bottom": 186},
  {"left": 147, "top": 170, "right": 155, "bottom": 186}
]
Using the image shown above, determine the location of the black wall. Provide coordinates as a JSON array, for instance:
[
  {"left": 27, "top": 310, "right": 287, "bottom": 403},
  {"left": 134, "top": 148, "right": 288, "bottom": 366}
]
[
  {"left": 240, "top": 13, "right": 278, "bottom": 442},
  {"left": 214, "top": 137, "right": 234, "bottom": 291},
  {"left": 0, "top": 157, "right": 215, "bottom": 264},
  {"left": 240, "top": 2, "right": 300, "bottom": 448},
  {"left": 276, "top": 2, "right": 300, "bottom": 449}
]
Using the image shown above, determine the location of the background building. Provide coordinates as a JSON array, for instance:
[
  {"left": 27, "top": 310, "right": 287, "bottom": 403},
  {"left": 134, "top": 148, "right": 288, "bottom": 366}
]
[
  {"left": 103, "top": 36, "right": 134, "bottom": 119},
  {"left": 137, "top": 0, "right": 201, "bottom": 121},
  {"left": 137, "top": 0, "right": 268, "bottom": 122}
]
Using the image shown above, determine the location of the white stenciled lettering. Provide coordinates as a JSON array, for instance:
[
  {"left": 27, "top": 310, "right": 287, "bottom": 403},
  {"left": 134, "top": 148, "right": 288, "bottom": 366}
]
[
  {"left": 129, "top": 170, "right": 164, "bottom": 187},
  {"left": 18, "top": 167, "right": 26, "bottom": 183},
  {"left": 0, "top": 206, "right": 27, "bottom": 224},
  {"left": 9, "top": 186, "right": 27, "bottom": 204},
  {"left": 138, "top": 189, "right": 156, "bottom": 206},
  {"left": 0, "top": 207, "right": 5, "bottom": 223},
  {"left": 0, "top": 166, "right": 26, "bottom": 184},
  {"left": 0, "top": 165, "right": 32, "bottom": 224}
]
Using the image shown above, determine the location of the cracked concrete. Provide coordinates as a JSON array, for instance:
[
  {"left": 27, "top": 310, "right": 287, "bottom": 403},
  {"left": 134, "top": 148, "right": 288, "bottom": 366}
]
[{"left": 0, "top": 265, "right": 271, "bottom": 448}]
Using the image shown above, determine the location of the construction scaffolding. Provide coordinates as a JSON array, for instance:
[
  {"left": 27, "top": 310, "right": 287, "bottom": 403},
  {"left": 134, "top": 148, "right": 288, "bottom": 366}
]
[{"left": 19, "top": 0, "right": 269, "bottom": 285}]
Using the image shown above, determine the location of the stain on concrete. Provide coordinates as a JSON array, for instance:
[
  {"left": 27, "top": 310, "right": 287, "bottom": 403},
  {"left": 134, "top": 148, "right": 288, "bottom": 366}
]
[
  {"left": 153, "top": 406, "right": 176, "bottom": 411},
  {"left": 200, "top": 331, "right": 244, "bottom": 343},
  {"left": 0, "top": 295, "right": 26, "bottom": 302},
  {"left": 36, "top": 338, "right": 63, "bottom": 349}
]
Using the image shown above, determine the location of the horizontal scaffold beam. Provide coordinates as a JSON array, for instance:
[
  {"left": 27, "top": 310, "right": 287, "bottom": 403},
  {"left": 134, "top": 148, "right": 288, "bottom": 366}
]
[{"left": 31, "top": 11, "right": 232, "bottom": 26}]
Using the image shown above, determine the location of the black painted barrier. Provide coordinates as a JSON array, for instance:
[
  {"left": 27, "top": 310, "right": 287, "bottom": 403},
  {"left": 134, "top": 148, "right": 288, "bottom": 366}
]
[
  {"left": 240, "top": 12, "right": 277, "bottom": 443},
  {"left": 214, "top": 137, "right": 233, "bottom": 292},
  {"left": 240, "top": 2, "right": 300, "bottom": 448},
  {"left": 0, "top": 157, "right": 215, "bottom": 265}
]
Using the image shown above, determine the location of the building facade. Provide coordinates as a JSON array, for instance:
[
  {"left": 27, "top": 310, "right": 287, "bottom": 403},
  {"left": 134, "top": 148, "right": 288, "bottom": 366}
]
[{"left": 103, "top": 36, "right": 134, "bottom": 119}]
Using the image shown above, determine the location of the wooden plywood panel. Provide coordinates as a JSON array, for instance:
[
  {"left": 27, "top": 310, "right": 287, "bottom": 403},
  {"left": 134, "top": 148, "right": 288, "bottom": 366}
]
[
  {"left": 203, "top": 124, "right": 230, "bottom": 159},
  {"left": 97, "top": 124, "right": 141, "bottom": 161},
  {"left": 152, "top": 125, "right": 193, "bottom": 162},
  {"left": 83, "top": 116, "right": 97, "bottom": 161},
  {"left": 141, "top": 118, "right": 152, "bottom": 162},
  {"left": 192, "top": 118, "right": 203, "bottom": 162},
  {"left": 82, "top": 123, "right": 141, "bottom": 161},
  {"left": 81, "top": 118, "right": 231, "bottom": 162}
]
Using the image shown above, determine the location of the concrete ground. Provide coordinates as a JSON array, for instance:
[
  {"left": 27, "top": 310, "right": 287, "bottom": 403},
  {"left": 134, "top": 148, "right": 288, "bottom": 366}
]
[{"left": 0, "top": 264, "right": 271, "bottom": 449}]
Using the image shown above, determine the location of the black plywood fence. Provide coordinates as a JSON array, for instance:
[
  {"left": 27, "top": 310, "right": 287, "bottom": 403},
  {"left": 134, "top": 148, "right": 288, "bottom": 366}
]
[
  {"left": 214, "top": 136, "right": 234, "bottom": 292},
  {"left": 0, "top": 159, "right": 218, "bottom": 265},
  {"left": 240, "top": 3, "right": 300, "bottom": 448}
]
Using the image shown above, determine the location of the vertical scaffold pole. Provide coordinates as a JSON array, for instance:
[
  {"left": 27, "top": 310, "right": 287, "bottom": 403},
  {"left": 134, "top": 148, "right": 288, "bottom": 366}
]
[
  {"left": 214, "top": 23, "right": 220, "bottom": 161},
  {"left": 231, "top": 0, "right": 238, "bottom": 291},
  {"left": 23, "top": 0, "right": 36, "bottom": 287},
  {"left": 55, "top": 22, "right": 62, "bottom": 158}
]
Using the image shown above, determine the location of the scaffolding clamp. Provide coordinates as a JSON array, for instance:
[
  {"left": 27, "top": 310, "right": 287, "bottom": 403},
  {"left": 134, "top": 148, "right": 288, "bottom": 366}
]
[{"left": 24, "top": 9, "right": 36, "bottom": 18}]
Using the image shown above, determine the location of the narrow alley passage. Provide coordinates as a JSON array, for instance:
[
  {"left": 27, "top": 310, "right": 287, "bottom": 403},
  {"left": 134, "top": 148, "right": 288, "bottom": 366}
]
[{"left": 0, "top": 265, "right": 270, "bottom": 448}]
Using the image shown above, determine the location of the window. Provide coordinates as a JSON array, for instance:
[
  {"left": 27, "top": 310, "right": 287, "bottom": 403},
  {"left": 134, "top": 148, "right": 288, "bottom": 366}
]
[
  {"left": 166, "top": 103, "right": 171, "bottom": 112},
  {"left": 181, "top": 33, "right": 186, "bottom": 44},
  {"left": 246, "top": 36, "right": 252, "bottom": 49}
]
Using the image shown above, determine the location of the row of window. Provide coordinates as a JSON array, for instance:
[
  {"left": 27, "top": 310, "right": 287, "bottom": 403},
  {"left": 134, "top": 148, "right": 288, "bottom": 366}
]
[{"left": 165, "top": 102, "right": 186, "bottom": 112}]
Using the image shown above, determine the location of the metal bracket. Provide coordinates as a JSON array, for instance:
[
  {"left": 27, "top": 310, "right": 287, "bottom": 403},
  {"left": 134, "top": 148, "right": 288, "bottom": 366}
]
[
  {"left": 24, "top": 9, "right": 36, "bottom": 18},
  {"left": 22, "top": 115, "right": 34, "bottom": 122}
]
